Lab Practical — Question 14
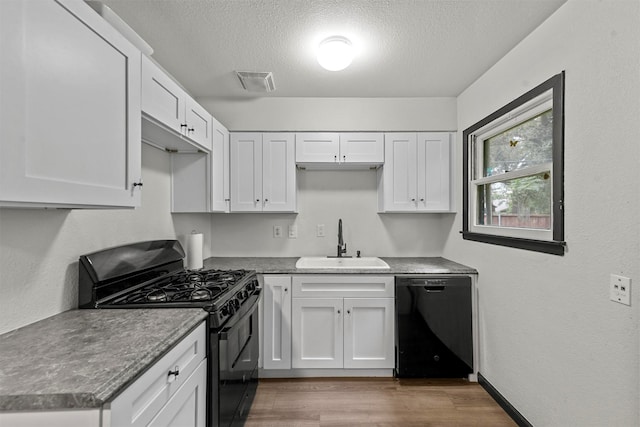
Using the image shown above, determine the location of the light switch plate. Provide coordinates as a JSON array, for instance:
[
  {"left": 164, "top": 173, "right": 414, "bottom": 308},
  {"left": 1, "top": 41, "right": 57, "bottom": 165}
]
[
  {"left": 288, "top": 225, "right": 297, "bottom": 239},
  {"left": 610, "top": 274, "right": 631, "bottom": 306},
  {"left": 317, "top": 224, "right": 325, "bottom": 237}
]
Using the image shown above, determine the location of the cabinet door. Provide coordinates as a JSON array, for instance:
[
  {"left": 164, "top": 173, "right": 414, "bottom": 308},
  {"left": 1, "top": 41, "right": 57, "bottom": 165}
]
[
  {"left": 184, "top": 97, "right": 213, "bottom": 151},
  {"left": 343, "top": 298, "right": 395, "bottom": 369},
  {"left": 262, "top": 133, "right": 296, "bottom": 212},
  {"left": 108, "top": 323, "right": 206, "bottom": 427},
  {"left": 381, "top": 133, "right": 418, "bottom": 211},
  {"left": 230, "top": 133, "right": 263, "bottom": 212},
  {"left": 141, "top": 55, "right": 186, "bottom": 135},
  {"left": 339, "top": 133, "right": 384, "bottom": 164},
  {"left": 417, "top": 132, "right": 451, "bottom": 211},
  {"left": 292, "top": 298, "right": 343, "bottom": 369},
  {"left": 211, "top": 118, "right": 230, "bottom": 212},
  {"left": 0, "top": 0, "right": 141, "bottom": 208},
  {"left": 295, "top": 133, "right": 339, "bottom": 163},
  {"left": 148, "top": 359, "right": 207, "bottom": 427},
  {"left": 263, "top": 276, "right": 292, "bottom": 370}
]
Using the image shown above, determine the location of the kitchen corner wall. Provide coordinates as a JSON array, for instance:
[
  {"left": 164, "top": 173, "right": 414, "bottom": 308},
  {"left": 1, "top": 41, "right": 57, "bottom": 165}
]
[
  {"left": 198, "top": 97, "right": 457, "bottom": 257},
  {"left": 0, "top": 145, "right": 210, "bottom": 334},
  {"left": 443, "top": 0, "right": 640, "bottom": 425}
]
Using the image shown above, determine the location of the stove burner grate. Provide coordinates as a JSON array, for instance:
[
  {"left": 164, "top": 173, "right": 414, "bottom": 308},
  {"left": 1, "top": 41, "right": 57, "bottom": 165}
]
[{"left": 111, "top": 268, "right": 252, "bottom": 305}]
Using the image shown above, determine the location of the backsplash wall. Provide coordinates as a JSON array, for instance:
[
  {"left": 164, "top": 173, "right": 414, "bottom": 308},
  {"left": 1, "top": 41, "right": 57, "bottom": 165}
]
[{"left": 209, "top": 169, "right": 451, "bottom": 257}]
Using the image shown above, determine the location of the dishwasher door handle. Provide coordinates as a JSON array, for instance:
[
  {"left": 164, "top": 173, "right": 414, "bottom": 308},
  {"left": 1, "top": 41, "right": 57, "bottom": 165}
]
[{"left": 423, "top": 285, "right": 445, "bottom": 292}]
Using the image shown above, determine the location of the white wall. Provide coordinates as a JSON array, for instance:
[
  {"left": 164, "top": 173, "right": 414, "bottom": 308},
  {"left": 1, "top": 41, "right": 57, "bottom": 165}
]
[
  {"left": 199, "top": 97, "right": 457, "bottom": 131},
  {"left": 0, "top": 145, "right": 210, "bottom": 334},
  {"left": 198, "top": 97, "right": 457, "bottom": 257},
  {"left": 443, "top": 1, "right": 640, "bottom": 425}
]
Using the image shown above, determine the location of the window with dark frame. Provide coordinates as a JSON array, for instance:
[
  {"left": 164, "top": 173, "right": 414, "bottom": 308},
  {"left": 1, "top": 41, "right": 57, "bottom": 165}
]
[{"left": 462, "top": 72, "right": 565, "bottom": 255}]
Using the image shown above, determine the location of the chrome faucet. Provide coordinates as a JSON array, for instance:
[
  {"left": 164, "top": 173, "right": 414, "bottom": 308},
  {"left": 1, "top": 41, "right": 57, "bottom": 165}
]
[{"left": 337, "top": 219, "right": 347, "bottom": 257}]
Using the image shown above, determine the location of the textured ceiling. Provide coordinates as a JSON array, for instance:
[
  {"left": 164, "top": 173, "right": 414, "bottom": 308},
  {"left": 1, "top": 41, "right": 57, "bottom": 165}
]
[{"left": 100, "top": 0, "right": 567, "bottom": 99}]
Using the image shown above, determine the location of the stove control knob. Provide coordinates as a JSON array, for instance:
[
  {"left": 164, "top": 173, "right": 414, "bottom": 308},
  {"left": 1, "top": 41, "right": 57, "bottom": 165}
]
[
  {"left": 222, "top": 300, "right": 238, "bottom": 316},
  {"left": 230, "top": 298, "right": 240, "bottom": 310},
  {"left": 246, "top": 282, "right": 256, "bottom": 293},
  {"left": 237, "top": 290, "right": 248, "bottom": 300}
]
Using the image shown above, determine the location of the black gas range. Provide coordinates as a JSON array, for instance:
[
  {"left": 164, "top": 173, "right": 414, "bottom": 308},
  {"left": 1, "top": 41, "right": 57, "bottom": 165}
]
[{"left": 78, "top": 240, "right": 260, "bottom": 427}]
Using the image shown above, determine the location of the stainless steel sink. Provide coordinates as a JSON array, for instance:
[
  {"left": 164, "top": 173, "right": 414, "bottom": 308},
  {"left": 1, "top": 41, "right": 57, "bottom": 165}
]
[{"left": 295, "top": 256, "right": 390, "bottom": 269}]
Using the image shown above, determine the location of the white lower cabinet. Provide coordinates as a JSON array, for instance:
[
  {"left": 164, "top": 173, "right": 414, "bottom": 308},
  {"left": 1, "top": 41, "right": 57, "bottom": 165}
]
[
  {"left": 106, "top": 322, "right": 207, "bottom": 427},
  {"left": 343, "top": 298, "right": 395, "bottom": 369},
  {"left": 290, "top": 275, "right": 395, "bottom": 370},
  {"left": 292, "top": 298, "right": 344, "bottom": 369},
  {"left": 262, "top": 275, "right": 292, "bottom": 370},
  {"left": 0, "top": 322, "right": 207, "bottom": 427},
  {"left": 147, "top": 360, "right": 206, "bottom": 427}
]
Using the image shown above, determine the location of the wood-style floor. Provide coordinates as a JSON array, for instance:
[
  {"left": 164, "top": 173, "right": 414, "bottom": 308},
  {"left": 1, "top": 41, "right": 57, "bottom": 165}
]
[{"left": 246, "top": 377, "right": 517, "bottom": 427}]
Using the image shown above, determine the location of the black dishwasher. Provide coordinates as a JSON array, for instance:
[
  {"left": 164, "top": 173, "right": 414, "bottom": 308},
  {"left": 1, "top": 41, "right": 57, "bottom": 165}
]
[{"left": 395, "top": 276, "right": 473, "bottom": 378}]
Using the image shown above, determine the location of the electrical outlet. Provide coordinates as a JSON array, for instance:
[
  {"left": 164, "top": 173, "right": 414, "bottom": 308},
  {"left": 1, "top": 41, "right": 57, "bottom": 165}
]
[
  {"left": 317, "top": 224, "right": 325, "bottom": 237},
  {"left": 610, "top": 274, "right": 631, "bottom": 306},
  {"left": 273, "top": 225, "right": 282, "bottom": 238},
  {"left": 288, "top": 225, "right": 297, "bottom": 239}
]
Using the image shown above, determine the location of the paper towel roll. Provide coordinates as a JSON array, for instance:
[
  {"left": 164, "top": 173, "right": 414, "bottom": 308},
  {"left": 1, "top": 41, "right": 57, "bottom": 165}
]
[{"left": 186, "top": 232, "right": 203, "bottom": 270}]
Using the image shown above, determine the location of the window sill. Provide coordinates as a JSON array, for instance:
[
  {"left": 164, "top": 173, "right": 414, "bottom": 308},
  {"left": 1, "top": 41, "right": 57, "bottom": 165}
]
[{"left": 461, "top": 231, "right": 566, "bottom": 255}]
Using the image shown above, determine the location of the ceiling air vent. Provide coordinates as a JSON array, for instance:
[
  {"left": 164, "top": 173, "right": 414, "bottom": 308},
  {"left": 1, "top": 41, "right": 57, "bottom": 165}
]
[{"left": 236, "top": 71, "right": 276, "bottom": 93}]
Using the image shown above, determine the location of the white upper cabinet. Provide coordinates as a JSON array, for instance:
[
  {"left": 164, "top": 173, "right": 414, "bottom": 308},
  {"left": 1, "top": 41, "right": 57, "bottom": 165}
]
[
  {"left": 230, "top": 133, "right": 296, "bottom": 213},
  {"left": 417, "top": 132, "right": 451, "bottom": 211},
  {"left": 210, "top": 117, "right": 230, "bottom": 212},
  {"left": 339, "top": 133, "right": 385, "bottom": 164},
  {"left": 0, "top": 0, "right": 142, "bottom": 208},
  {"left": 296, "top": 133, "right": 384, "bottom": 168},
  {"left": 171, "top": 117, "right": 230, "bottom": 213},
  {"left": 141, "top": 56, "right": 212, "bottom": 152},
  {"left": 295, "top": 133, "right": 340, "bottom": 163},
  {"left": 379, "top": 132, "right": 452, "bottom": 212},
  {"left": 171, "top": 152, "right": 209, "bottom": 213}
]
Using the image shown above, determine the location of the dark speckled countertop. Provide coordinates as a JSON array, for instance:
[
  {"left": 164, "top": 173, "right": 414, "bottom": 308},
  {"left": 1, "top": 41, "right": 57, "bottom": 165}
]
[
  {"left": 203, "top": 256, "right": 477, "bottom": 275},
  {"left": 0, "top": 308, "right": 208, "bottom": 411}
]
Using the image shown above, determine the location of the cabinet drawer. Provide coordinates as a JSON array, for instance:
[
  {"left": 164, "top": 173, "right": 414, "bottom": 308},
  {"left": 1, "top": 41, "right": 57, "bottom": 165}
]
[
  {"left": 107, "top": 321, "right": 207, "bottom": 427},
  {"left": 292, "top": 275, "right": 394, "bottom": 298}
]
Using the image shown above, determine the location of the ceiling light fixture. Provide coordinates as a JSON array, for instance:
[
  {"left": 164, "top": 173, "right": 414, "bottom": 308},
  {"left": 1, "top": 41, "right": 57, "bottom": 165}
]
[{"left": 317, "top": 36, "right": 354, "bottom": 71}]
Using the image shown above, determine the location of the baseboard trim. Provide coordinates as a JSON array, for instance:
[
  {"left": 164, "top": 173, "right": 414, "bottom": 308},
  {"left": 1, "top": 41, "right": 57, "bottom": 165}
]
[{"left": 478, "top": 373, "right": 533, "bottom": 427}]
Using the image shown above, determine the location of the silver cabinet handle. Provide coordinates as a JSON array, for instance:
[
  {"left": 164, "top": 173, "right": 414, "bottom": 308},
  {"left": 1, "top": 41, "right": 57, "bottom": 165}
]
[{"left": 337, "top": 309, "right": 341, "bottom": 314}]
